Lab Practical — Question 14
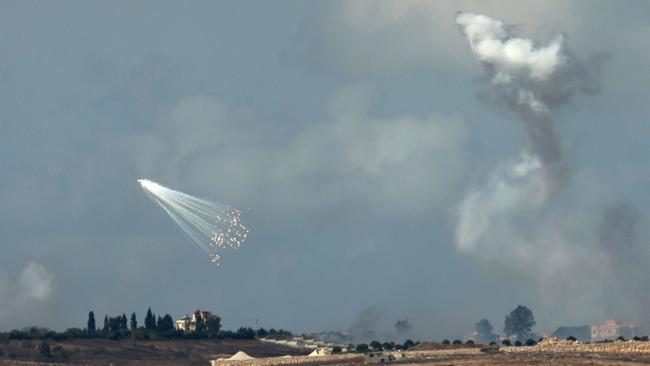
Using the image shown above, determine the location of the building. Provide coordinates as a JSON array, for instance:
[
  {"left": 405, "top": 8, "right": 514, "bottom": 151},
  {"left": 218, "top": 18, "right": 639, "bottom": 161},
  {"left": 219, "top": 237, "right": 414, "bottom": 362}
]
[
  {"left": 591, "top": 320, "right": 639, "bottom": 342},
  {"left": 176, "top": 310, "right": 217, "bottom": 332}
]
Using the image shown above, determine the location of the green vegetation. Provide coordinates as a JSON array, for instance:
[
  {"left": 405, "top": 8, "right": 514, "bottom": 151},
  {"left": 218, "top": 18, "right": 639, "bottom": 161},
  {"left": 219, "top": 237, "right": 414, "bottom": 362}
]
[
  {"left": 504, "top": 305, "right": 536, "bottom": 341},
  {"left": 0, "top": 307, "right": 292, "bottom": 342}
]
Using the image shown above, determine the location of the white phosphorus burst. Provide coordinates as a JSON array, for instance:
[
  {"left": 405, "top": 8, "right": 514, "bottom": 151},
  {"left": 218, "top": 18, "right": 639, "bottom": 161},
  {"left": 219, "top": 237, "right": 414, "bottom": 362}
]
[{"left": 137, "top": 179, "right": 248, "bottom": 265}]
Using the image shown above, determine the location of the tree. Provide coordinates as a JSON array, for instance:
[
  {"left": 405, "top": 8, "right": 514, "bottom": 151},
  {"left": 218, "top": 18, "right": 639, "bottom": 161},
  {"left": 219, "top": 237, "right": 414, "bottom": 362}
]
[
  {"left": 120, "top": 314, "right": 128, "bottom": 331},
  {"left": 103, "top": 315, "right": 108, "bottom": 333},
  {"left": 194, "top": 312, "right": 206, "bottom": 334},
  {"left": 369, "top": 340, "right": 382, "bottom": 351},
  {"left": 206, "top": 315, "right": 221, "bottom": 337},
  {"left": 158, "top": 314, "right": 175, "bottom": 332},
  {"left": 236, "top": 327, "right": 255, "bottom": 339},
  {"left": 87, "top": 311, "right": 96, "bottom": 333},
  {"left": 108, "top": 316, "right": 122, "bottom": 332},
  {"left": 145, "top": 308, "right": 154, "bottom": 330},
  {"left": 475, "top": 319, "right": 497, "bottom": 344},
  {"left": 403, "top": 339, "right": 415, "bottom": 349},
  {"left": 130, "top": 313, "right": 137, "bottom": 330},
  {"left": 39, "top": 341, "right": 52, "bottom": 358},
  {"left": 256, "top": 328, "right": 268, "bottom": 338},
  {"left": 156, "top": 315, "right": 162, "bottom": 330},
  {"left": 504, "top": 305, "right": 536, "bottom": 341},
  {"left": 356, "top": 343, "right": 369, "bottom": 353}
]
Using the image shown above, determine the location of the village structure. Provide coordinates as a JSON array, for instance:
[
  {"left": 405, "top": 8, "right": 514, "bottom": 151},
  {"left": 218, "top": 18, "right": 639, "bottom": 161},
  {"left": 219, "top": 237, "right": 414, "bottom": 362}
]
[
  {"left": 175, "top": 309, "right": 217, "bottom": 332},
  {"left": 591, "top": 320, "right": 639, "bottom": 342}
]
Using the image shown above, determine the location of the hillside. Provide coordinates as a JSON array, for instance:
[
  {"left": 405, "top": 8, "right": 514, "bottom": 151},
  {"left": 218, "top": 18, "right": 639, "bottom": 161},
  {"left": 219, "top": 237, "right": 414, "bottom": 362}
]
[{"left": 0, "top": 338, "right": 309, "bottom": 365}]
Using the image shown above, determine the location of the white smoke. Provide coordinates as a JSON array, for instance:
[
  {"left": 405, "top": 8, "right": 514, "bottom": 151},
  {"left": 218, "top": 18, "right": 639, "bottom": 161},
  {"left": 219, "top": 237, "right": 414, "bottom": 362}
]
[
  {"left": 455, "top": 12, "right": 564, "bottom": 84},
  {"left": 18, "top": 262, "right": 55, "bottom": 300},
  {"left": 454, "top": 12, "right": 611, "bottom": 317},
  {"left": 0, "top": 262, "right": 55, "bottom": 328}
]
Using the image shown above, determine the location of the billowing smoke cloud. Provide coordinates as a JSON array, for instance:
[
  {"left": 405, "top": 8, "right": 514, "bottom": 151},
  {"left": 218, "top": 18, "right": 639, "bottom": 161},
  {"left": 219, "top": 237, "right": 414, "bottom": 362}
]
[
  {"left": 453, "top": 12, "right": 620, "bottom": 319},
  {"left": 454, "top": 11, "right": 599, "bottom": 255},
  {"left": 348, "top": 306, "right": 382, "bottom": 342},
  {"left": 0, "top": 262, "right": 55, "bottom": 328},
  {"left": 18, "top": 262, "right": 55, "bottom": 300}
]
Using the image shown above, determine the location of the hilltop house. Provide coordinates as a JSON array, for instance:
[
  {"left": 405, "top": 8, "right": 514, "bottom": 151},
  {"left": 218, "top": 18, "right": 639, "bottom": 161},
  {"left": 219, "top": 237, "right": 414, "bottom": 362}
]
[
  {"left": 591, "top": 320, "right": 639, "bottom": 342},
  {"left": 176, "top": 310, "right": 217, "bottom": 332}
]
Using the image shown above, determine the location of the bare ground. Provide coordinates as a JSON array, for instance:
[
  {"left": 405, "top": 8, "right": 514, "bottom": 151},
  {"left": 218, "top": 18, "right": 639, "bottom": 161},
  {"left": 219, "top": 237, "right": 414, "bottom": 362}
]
[
  {"left": 4, "top": 339, "right": 650, "bottom": 365},
  {"left": 0, "top": 338, "right": 308, "bottom": 365}
]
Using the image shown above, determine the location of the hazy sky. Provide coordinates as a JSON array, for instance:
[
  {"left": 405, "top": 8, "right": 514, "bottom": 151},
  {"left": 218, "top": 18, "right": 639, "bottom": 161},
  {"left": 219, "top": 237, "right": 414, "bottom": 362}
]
[{"left": 1, "top": 1, "right": 650, "bottom": 340}]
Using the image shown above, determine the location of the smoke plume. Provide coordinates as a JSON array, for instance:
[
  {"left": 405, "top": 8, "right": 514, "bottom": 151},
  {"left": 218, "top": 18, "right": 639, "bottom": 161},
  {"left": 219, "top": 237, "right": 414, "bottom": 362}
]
[
  {"left": 453, "top": 12, "right": 621, "bottom": 319},
  {"left": 0, "top": 262, "right": 55, "bottom": 328}
]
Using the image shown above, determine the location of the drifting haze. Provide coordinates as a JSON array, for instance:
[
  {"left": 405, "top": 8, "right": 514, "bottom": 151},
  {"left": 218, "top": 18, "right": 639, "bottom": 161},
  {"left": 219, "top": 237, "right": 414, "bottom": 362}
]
[{"left": 1, "top": 1, "right": 650, "bottom": 339}]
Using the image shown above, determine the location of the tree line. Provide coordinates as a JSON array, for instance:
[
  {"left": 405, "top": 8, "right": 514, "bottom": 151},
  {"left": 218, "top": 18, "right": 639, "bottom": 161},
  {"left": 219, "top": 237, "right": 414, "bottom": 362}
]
[{"left": 0, "top": 307, "right": 292, "bottom": 342}]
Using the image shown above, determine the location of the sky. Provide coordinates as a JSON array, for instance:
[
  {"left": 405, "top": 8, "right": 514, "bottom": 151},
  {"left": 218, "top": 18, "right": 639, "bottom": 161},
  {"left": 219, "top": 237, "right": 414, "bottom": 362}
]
[{"left": 1, "top": 0, "right": 650, "bottom": 341}]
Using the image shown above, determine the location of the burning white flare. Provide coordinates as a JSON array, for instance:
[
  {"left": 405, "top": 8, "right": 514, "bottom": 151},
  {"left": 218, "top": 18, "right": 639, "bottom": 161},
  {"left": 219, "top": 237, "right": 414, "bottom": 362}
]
[{"left": 138, "top": 179, "right": 248, "bottom": 265}]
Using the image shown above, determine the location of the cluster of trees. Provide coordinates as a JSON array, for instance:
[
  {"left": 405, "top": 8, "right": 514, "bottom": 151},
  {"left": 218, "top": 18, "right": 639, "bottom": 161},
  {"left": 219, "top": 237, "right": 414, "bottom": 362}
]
[
  {"left": 0, "top": 308, "right": 292, "bottom": 342},
  {"left": 82, "top": 308, "right": 179, "bottom": 339},
  {"left": 471, "top": 305, "right": 537, "bottom": 344},
  {"left": 352, "top": 339, "right": 417, "bottom": 353}
]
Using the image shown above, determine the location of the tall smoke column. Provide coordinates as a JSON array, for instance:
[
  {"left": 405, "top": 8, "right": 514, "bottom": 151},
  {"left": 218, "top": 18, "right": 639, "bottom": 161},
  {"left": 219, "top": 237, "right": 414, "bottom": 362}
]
[
  {"left": 453, "top": 12, "right": 604, "bottom": 309},
  {"left": 138, "top": 179, "right": 249, "bottom": 265}
]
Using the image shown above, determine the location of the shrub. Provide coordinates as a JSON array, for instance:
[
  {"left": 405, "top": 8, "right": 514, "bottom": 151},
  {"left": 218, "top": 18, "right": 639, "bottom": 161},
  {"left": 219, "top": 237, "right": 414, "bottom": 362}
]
[
  {"left": 465, "top": 340, "right": 474, "bottom": 345},
  {"left": 525, "top": 338, "right": 536, "bottom": 346},
  {"left": 514, "top": 341, "right": 522, "bottom": 347},
  {"left": 617, "top": 336, "right": 625, "bottom": 341},
  {"left": 332, "top": 346, "right": 342, "bottom": 353},
  {"left": 452, "top": 340, "right": 462, "bottom": 345},
  {"left": 256, "top": 328, "right": 268, "bottom": 338},
  {"left": 442, "top": 339, "right": 450, "bottom": 345},
  {"left": 566, "top": 336, "right": 576, "bottom": 341},
  {"left": 39, "top": 341, "right": 52, "bottom": 358},
  {"left": 403, "top": 339, "right": 415, "bottom": 349},
  {"left": 370, "top": 341, "right": 382, "bottom": 351},
  {"left": 51, "top": 345, "right": 68, "bottom": 361},
  {"left": 489, "top": 342, "right": 497, "bottom": 346},
  {"left": 356, "top": 343, "right": 369, "bottom": 353}
]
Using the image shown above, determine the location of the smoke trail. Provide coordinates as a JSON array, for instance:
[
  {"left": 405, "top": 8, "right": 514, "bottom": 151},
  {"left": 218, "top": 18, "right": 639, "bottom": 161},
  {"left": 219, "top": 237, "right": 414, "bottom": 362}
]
[
  {"left": 454, "top": 11, "right": 599, "bottom": 252},
  {"left": 453, "top": 12, "right": 608, "bottom": 312},
  {"left": 138, "top": 179, "right": 248, "bottom": 265}
]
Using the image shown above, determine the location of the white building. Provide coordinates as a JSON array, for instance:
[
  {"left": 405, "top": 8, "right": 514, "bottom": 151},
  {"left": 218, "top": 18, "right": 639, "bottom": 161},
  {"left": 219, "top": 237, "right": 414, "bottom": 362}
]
[{"left": 176, "top": 309, "right": 217, "bottom": 332}]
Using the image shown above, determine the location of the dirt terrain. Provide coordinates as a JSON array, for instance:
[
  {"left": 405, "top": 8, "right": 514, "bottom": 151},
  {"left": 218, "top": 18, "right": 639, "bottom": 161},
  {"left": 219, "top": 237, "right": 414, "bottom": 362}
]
[
  {"left": 4, "top": 338, "right": 650, "bottom": 365},
  {"left": 0, "top": 338, "right": 308, "bottom": 365}
]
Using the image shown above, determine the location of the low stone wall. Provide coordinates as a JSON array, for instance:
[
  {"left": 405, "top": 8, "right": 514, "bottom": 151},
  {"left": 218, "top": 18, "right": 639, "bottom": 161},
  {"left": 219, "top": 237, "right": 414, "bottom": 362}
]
[{"left": 502, "top": 337, "right": 650, "bottom": 354}]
